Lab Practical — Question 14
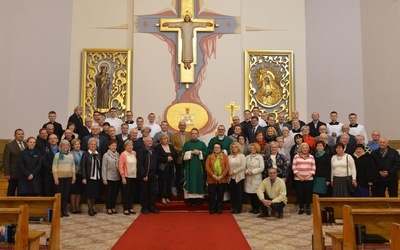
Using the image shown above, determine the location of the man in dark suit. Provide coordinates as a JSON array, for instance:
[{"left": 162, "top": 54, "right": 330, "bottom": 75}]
[
  {"left": 79, "top": 116, "right": 93, "bottom": 139},
  {"left": 137, "top": 137, "right": 159, "bottom": 214},
  {"left": 372, "top": 137, "right": 400, "bottom": 197},
  {"left": 307, "top": 112, "right": 326, "bottom": 137},
  {"left": 35, "top": 128, "right": 48, "bottom": 155},
  {"left": 152, "top": 121, "right": 172, "bottom": 147},
  {"left": 116, "top": 123, "right": 131, "bottom": 153},
  {"left": 68, "top": 105, "right": 84, "bottom": 135},
  {"left": 286, "top": 110, "right": 306, "bottom": 128},
  {"left": 42, "top": 111, "right": 63, "bottom": 139},
  {"left": 42, "top": 134, "right": 59, "bottom": 196},
  {"left": 240, "top": 110, "right": 252, "bottom": 140},
  {"left": 273, "top": 113, "right": 291, "bottom": 136},
  {"left": 81, "top": 125, "right": 108, "bottom": 156},
  {"left": 2, "top": 129, "right": 26, "bottom": 196},
  {"left": 337, "top": 125, "right": 356, "bottom": 153},
  {"left": 248, "top": 116, "right": 266, "bottom": 143}
]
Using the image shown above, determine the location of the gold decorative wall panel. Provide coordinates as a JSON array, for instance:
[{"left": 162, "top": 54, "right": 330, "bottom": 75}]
[
  {"left": 81, "top": 49, "right": 131, "bottom": 119},
  {"left": 245, "top": 50, "right": 294, "bottom": 120}
]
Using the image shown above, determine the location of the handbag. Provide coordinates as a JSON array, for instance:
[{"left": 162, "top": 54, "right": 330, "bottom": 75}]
[
  {"left": 346, "top": 155, "right": 359, "bottom": 193},
  {"left": 158, "top": 163, "right": 167, "bottom": 171},
  {"left": 313, "top": 177, "right": 328, "bottom": 194}
]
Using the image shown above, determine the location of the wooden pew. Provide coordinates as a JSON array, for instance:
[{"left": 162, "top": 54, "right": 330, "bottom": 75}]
[
  {"left": 0, "top": 194, "right": 61, "bottom": 250},
  {"left": 0, "top": 204, "right": 29, "bottom": 250},
  {"left": 342, "top": 205, "right": 400, "bottom": 249},
  {"left": 392, "top": 223, "right": 400, "bottom": 249},
  {"left": 312, "top": 194, "right": 400, "bottom": 250}
]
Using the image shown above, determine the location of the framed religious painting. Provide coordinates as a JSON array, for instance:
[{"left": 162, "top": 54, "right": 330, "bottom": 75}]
[
  {"left": 81, "top": 48, "right": 131, "bottom": 120},
  {"left": 244, "top": 50, "right": 294, "bottom": 121}
]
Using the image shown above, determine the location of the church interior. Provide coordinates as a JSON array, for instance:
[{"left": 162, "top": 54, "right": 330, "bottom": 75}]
[{"left": 1, "top": 0, "right": 400, "bottom": 249}]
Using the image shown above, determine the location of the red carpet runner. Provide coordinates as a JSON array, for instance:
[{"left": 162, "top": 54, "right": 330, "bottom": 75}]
[{"left": 112, "top": 212, "right": 251, "bottom": 250}]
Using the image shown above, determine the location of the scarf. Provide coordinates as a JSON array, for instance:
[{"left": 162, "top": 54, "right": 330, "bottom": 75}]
[
  {"left": 257, "top": 139, "right": 267, "bottom": 150},
  {"left": 107, "top": 149, "right": 119, "bottom": 167},
  {"left": 211, "top": 152, "right": 224, "bottom": 178},
  {"left": 90, "top": 151, "right": 101, "bottom": 180},
  {"left": 59, "top": 150, "right": 69, "bottom": 161},
  {"left": 315, "top": 150, "right": 326, "bottom": 158}
]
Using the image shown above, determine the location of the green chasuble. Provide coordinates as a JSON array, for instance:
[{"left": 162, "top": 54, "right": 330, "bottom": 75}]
[
  {"left": 182, "top": 139, "right": 208, "bottom": 195},
  {"left": 207, "top": 135, "right": 233, "bottom": 155}
]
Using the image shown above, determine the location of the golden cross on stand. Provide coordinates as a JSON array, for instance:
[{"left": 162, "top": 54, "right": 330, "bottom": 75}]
[
  {"left": 158, "top": 0, "right": 216, "bottom": 88},
  {"left": 224, "top": 101, "right": 240, "bottom": 123}
]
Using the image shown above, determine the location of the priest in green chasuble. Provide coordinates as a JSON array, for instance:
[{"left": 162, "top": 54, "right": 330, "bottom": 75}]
[{"left": 182, "top": 128, "right": 208, "bottom": 205}]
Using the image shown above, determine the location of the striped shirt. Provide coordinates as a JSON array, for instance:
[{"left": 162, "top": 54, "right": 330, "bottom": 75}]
[{"left": 292, "top": 154, "right": 316, "bottom": 180}]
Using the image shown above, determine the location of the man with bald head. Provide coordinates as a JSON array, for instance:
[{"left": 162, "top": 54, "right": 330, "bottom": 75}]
[
  {"left": 273, "top": 113, "right": 291, "bottom": 136},
  {"left": 286, "top": 110, "right": 306, "bottom": 128},
  {"left": 307, "top": 112, "right": 326, "bottom": 137},
  {"left": 227, "top": 116, "right": 241, "bottom": 136},
  {"left": 336, "top": 124, "right": 356, "bottom": 152},
  {"left": 42, "top": 134, "right": 59, "bottom": 196},
  {"left": 170, "top": 120, "right": 191, "bottom": 196},
  {"left": 315, "top": 125, "right": 335, "bottom": 147},
  {"left": 81, "top": 125, "right": 108, "bottom": 156},
  {"left": 137, "top": 137, "right": 159, "bottom": 214},
  {"left": 367, "top": 130, "right": 380, "bottom": 151},
  {"left": 372, "top": 137, "right": 400, "bottom": 197},
  {"left": 208, "top": 125, "right": 233, "bottom": 155}
]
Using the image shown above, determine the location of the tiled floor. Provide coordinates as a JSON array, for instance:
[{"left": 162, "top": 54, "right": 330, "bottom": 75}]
[{"left": 30, "top": 203, "right": 328, "bottom": 250}]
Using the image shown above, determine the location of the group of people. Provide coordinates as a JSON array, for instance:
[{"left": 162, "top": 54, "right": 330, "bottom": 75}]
[{"left": 2, "top": 106, "right": 399, "bottom": 220}]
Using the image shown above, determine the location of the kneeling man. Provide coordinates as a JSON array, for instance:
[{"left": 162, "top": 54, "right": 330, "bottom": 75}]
[{"left": 257, "top": 168, "right": 287, "bottom": 219}]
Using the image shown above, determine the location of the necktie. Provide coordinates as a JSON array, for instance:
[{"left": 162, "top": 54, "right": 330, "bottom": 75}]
[
  {"left": 19, "top": 142, "right": 24, "bottom": 150},
  {"left": 252, "top": 127, "right": 256, "bottom": 134}
]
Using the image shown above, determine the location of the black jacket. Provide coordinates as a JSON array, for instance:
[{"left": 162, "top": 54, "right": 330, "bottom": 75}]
[
  {"left": 137, "top": 147, "right": 157, "bottom": 180},
  {"left": 372, "top": 147, "right": 400, "bottom": 182}
]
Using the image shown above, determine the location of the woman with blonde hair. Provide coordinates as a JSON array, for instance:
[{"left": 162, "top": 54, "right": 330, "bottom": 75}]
[
  {"left": 155, "top": 134, "right": 177, "bottom": 205},
  {"left": 265, "top": 126, "right": 278, "bottom": 143},
  {"left": 292, "top": 143, "right": 315, "bottom": 215},
  {"left": 53, "top": 139, "right": 76, "bottom": 217},
  {"left": 81, "top": 137, "right": 102, "bottom": 216},
  {"left": 263, "top": 141, "right": 288, "bottom": 180},
  {"left": 228, "top": 142, "right": 246, "bottom": 214},
  {"left": 102, "top": 140, "right": 121, "bottom": 214},
  {"left": 244, "top": 143, "right": 265, "bottom": 214},
  {"left": 70, "top": 139, "right": 83, "bottom": 214}
]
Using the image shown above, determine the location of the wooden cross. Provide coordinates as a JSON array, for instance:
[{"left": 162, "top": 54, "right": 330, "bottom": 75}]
[
  {"left": 158, "top": 0, "right": 215, "bottom": 87},
  {"left": 224, "top": 101, "right": 240, "bottom": 123}
]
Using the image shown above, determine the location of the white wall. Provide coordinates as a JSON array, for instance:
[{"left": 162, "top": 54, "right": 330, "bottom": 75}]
[
  {"left": 305, "top": 0, "right": 364, "bottom": 128},
  {"left": 0, "top": 0, "right": 73, "bottom": 138},
  {"left": 360, "top": 0, "right": 400, "bottom": 140}
]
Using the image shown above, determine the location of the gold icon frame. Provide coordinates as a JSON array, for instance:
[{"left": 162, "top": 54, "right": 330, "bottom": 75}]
[
  {"left": 81, "top": 48, "right": 131, "bottom": 120},
  {"left": 245, "top": 50, "right": 294, "bottom": 120}
]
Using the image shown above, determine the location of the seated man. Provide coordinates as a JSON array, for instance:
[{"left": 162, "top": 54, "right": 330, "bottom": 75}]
[{"left": 257, "top": 168, "right": 287, "bottom": 219}]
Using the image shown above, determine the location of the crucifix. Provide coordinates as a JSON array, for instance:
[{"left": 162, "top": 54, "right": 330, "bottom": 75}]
[
  {"left": 158, "top": 0, "right": 216, "bottom": 88},
  {"left": 224, "top": 101, "right": 240, "bottom": 123}
]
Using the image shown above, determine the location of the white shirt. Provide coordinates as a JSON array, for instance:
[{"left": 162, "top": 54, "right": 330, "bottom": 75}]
[
  {"left": 349, "top": 124, "right": 368, "bottom": 144},
  {"left": 146, "top": 123, "right": 161, "bottom": 138},
  {"left": 127, "top": 122, "right": 137, "bottom": 134},
  {"left": 258, "top": 119, "right": 267, "bottom": 128},
  {"left": 105, "top": 117, "right": 123, "bottom": 134},
  {"left": 327, "top": 122, "right": 343, "bottom": 141}
]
